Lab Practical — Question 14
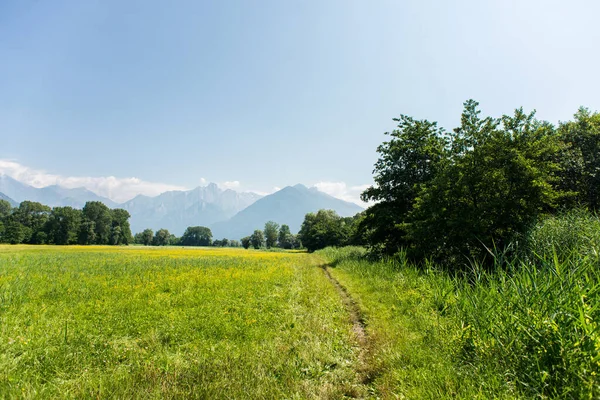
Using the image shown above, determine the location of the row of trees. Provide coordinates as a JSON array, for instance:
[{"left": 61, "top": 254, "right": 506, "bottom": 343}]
[
  {"left": 0, "top": 200, "right": 132, "bottom": 245},
  {"left": 241, "top": 221, "right": 302, "bottom": 250},
  {"left": 298, "top": 210, "right": 365, "bottom": 252},
  {"left": 359, "top": 101, "right": 600, "bottom": 265},
  {"left": 133, "top": 226, "right": 242, "bottom": 247}
]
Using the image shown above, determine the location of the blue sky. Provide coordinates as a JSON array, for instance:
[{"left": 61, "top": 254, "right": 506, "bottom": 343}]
[{"left": 1, "top": 0, "right": 599, "bottom": 203}]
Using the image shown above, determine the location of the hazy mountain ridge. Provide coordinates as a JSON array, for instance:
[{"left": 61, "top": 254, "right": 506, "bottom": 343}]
[
  {"left": 0, "top": 192, "right": 17, "bottom": 207},
  {"left": 0, "top": 175, "right": 117, "bottom": 208},
  {"left": 210, "top": 184, "right": 364, "bottom": 240},
  {"left": 0, "top": 176, "right": 363, "bottom": 238},
  {"left": 121, "top": 183, "right": 263, "bottom": 234}
]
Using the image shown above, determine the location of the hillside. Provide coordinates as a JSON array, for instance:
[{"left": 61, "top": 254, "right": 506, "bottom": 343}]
[
  {"left": 0, "top": 175, "right": 117, "bottom": 208},
  {"left": 121, "top": 183, "right": 262, "bottom": 234},
  {"left": 211, "top": 184, "right": 363, "bottom": 239},
  {"left": 0, "top": 192, "right": 17, "bottom": 207}
]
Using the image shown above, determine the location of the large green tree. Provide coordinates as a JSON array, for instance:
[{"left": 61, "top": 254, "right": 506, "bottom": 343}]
[
  {"left": 139, "top": 229, "right": 154, "bottom": 246},
  {"left": 46, "top": 207, "right": 82, "bottom": 245},
  {"left": 111, "top": 209, "right": 132, "bottom": 245},
  {"left": 153, "top": 229, "right": 171, "bottom": 246},
  {"left": 2, "top": 218, "right": 26, "bottom": 244},
  {"left": 298, "top": 209, "right": 351, "bottom": 252},
  {"left": 241, "top": 236, "right": 251, "bottom": 249},
  {"left": 278, "top": 224, "right": 293, "bottom": 249},
  {"left": 363, "top": 100, "right": 563, "bottom": 265},
  {"left": 263, "top": 221, "right": 279, "bottom": 248},
  {"left": 12, "top": 201, "right": 51, "bottom": 244},
  {"left": 82, "top": 202, "right": 112, "bottom": 244},
  {"left": 360, "top": 115, "right": 448, "bottom": 255},
  {"left": 250, "top": 230, "right": 264, "bottom": 249},
  {"left": 181, "top": 226, "right": 212, "bottom": 246}
]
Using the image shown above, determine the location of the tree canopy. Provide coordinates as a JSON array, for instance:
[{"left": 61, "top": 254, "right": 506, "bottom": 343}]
[
  {"left": 360, "top": 100, "right": 599, "bottom": 266},
  {"left": 0, "top": 200, "right": 132, "bottom": 246}
]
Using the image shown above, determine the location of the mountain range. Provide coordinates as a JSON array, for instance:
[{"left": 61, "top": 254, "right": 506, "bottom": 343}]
[
  {"left": 121, "top": 183, "right": 262, "bottom": 234},
  {"left": 210, "top": 184, "right": 363, "bottom": 239},
  {"left": 0, "top": 175, "right": 364, "bottom": 239},
  {"left": 0, "top": 175, "right": 117, "bottom": 208}
]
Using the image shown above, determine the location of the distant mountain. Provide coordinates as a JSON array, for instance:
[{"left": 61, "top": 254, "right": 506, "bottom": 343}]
[
  {"left": 0, "top": 175, "right": 362, "bottom": 239},
  {"left": 121, "top": 183, "right": 263, "bottom": 235},
  {"left": 0, "top": 192, "right": 17, "bottom": 207},
  {"left": 0, "top": 175, "right": 117, "bottom": 208},
  {"left": 211, "top": 184, "right": 364, "bottom": 240}
]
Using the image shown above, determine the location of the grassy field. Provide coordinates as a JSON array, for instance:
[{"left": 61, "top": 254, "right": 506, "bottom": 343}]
[
  {"left": 0, "top": 246, "right": 366, "bottom": 399},
  {"left": 4, "top": 224, "right": 597, "bottom": 399},
  {"left": 320, "top": 237, "right": 600, "bottom": 399}
]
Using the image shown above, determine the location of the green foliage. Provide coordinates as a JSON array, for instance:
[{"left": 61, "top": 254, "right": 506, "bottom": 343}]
[
  {"left": 363, "top": 99, "right": 567, "bottom": 265},
  {"left": 111, "top": 208, "right": 132, "bottom": 245},
  {"left": 81, "top": 201, "right": 112, "bottom": 244},
  {"left": 153, "top": 229, "right": 170, "bottom": 246},
  {"left": 360, "top": 114, "right": 448, "bottom": 255},
  {"left": 263, "top": 221, "right": 279, "bottom": 248},
  {"left": 12, "top": 201, "right": 51, "bottom": 244},
  {"left": 0, "top": 199, "right": 12, "bottom": 219},
  {"left": 453, "top": 246, "right": 600, "bottom": 398},
  {"left": 46, "top": 207, "right": 82, "bottom": 245},
  {"left": 2, "top": 218, "right": 27, "bottom": 244},
  {"left": 0, "top": 199, "right": 131, "bottom": 246},
  {"left": 298, "top": 210, "right": 353, "bottom": 252},
  {"left": 78, "top": 220, "right": 96, "bottom": 245},
  {"left": 212, "top": 238, "right": 230, "bottom": 247},
  {"left": 557, "top": 107, "right": 600, "bottom": 210},
  {"left": 278, "top": 224, "right": 293, "bottom": 249},
  {"left": 410, "top": 102, "right": 561, "bottom": 263},
  {"left": 180, "top": 226, "right": 212, "bottom": 246},
  {"left": 250, "top": 230, "right": 264, "bottom": 249},
  {"left": 241, "top": 236, "right": 251, "bottom": 249},
  {"left": 136, "top": 229, "right": 154, "bottom": 246}
]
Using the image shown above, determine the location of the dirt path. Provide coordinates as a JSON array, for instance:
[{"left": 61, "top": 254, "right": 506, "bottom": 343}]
[{"left": 321, "top": 264, "right": 375, "bottom": 393}]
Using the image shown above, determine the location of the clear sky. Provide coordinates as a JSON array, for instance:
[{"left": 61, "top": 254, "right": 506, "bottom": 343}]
[{"left": 1, "top": 0, "right": 599, "bottom": 204}]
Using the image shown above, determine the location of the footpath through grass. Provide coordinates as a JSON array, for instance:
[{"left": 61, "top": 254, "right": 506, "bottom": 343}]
[
  {"left": 319, "top": 237, "right": 600, "bottom": 399},
  {"left": 0, "top": 246, "right": 365, "bottom": 399},
  {"left": 320, "top": 247, "right": 508, "bottom": 399}
]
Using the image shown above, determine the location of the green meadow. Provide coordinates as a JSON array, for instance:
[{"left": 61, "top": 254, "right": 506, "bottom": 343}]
[
  {"left": 0, "top": 246, "right": 365, "bottom": 399},
  {"left": 2, "top": 233, "right": 599, "bottom": 399}
]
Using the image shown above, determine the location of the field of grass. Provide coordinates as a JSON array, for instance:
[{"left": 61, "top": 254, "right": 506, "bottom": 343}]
[
  {"left": 0, "top": 246, "right": 366, "bottom": 399},
  {"left": 320, "top": 247, "right": 511, "bottom": 399},
  {"left": 320, "top": 224, "right": 600, "bottom": 400},
  {"left": 4, "top": 212, "right": 598, "bottom": 400}
]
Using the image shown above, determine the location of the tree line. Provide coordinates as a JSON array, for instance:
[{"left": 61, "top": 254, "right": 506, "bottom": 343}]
[
  {"left": 354, "top": 100, "right": 600, "bottom": 266},
  {"left": 240, "top": 222, "right": 302, "bottom": 250},
  {"left": 0, "top": 200, "right": 132, "bottom": 245},
  {"left": 133, "top": 226, "right": 242, "bottom": 247},
  {"left": 238, "top": 213, "right": 366, "bottom": 252}
]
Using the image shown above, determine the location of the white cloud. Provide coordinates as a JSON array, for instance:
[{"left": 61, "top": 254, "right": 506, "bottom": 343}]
[
  {"left": 0, "top": 160, "right": 187, "bottom": 203},
  {"left": 252, "top": 186, "right": 281, "bottom": 197},
  {"left": 219, "top": 180, "right": 241, "bottom": 190},
  {"left": 312, "top": 181, "right": 371, "bottom": 206}
]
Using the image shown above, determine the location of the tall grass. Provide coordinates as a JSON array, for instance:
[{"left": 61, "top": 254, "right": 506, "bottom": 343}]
[
  {"left": 455, "top": 211, "right": 600, "bottom": 398},
  {"left": 320, "top": 211, "right": 600, "bottom": 398}
]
